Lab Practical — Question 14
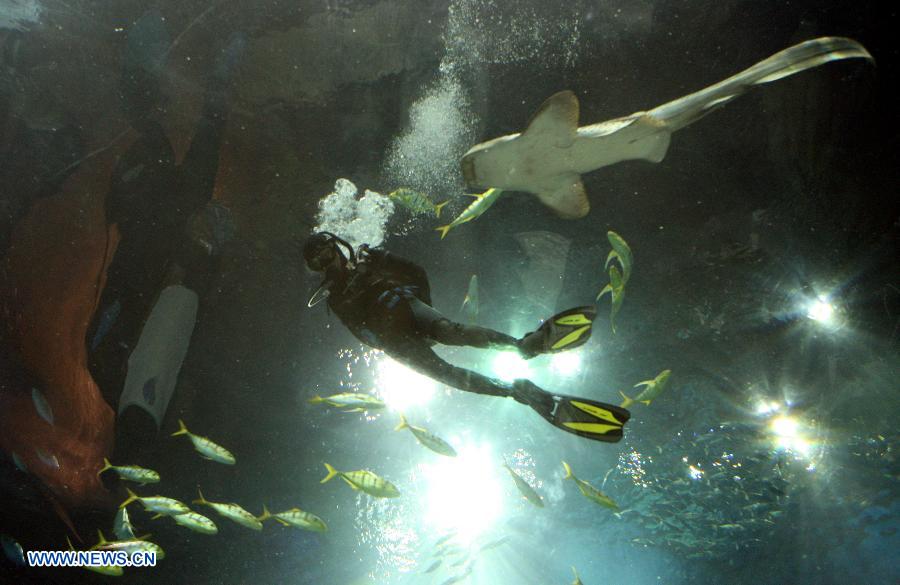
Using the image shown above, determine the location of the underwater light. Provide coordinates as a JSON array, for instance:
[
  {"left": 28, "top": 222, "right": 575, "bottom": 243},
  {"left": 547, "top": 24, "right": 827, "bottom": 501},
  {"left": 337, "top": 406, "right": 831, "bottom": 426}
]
[
  {"left": 492, "top": 352, "right": 531, "bottom": 382},
  {"left": 688, "top": 465, "right": 704, "bottom": 480},
  {"left": 549, "top": 352, "right": 582, "bottom": 376},
  {"left": 755, "top": 401, "right": 781, "bottom": 416},
  {"left": 421, "top": 443, "right": 504, "bottom": 544},
  {"left": 376, "top": 357, "right": 437, "bottom": 411},
  {"left": 771, "top": 415, "right": 799, "bottom": 438},
  {"left": 807, "top": 297, "right": 835, "bottom": 323},
  {"left": 770, "top": 415, "right": 814, "bottom": 457}
]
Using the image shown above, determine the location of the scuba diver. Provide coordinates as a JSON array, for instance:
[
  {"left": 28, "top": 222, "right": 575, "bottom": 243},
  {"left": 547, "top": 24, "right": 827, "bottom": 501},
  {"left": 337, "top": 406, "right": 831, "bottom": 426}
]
[{"left": 303, "top": 231, "right": 631, "bottom": 443}]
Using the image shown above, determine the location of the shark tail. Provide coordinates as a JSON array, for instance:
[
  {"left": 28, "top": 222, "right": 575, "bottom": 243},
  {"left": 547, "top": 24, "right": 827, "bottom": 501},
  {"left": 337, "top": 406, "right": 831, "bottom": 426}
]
[{"left": 649, "top": 37, "right": 873, "bottom": 132}]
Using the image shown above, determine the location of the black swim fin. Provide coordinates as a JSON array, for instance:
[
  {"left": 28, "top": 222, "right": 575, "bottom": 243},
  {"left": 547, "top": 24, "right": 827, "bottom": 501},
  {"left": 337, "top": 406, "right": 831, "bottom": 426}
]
[
  {"left": 512, "top": 380, "right": 630, "bottom": 443},
  {"left": 519, "top": 306, "right": 597, "bottom": 359}
]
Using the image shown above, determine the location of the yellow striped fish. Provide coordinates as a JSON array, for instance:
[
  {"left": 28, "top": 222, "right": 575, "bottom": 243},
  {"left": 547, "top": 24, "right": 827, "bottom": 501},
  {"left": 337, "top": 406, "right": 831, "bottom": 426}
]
[
  {"left": 320, "top": 463, "right": 400, "bottom": 498},
  {"left": 562, "top": 461, "right": 618, "bottom": 510},
  {"left": 193, "top": 489, "right": 262, "bottom": 531},
  {"left": 171, "top": 419, "right": 236, "bottom": 465},
  {"left": 258, "top": 505, "right": 327, "bottom": 532}
]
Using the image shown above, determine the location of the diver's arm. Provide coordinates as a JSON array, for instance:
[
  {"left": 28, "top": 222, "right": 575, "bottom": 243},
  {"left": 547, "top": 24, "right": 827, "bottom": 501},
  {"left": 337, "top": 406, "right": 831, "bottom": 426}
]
[{"left": 360, "top": 247, "right": 432, "bottom": 303}]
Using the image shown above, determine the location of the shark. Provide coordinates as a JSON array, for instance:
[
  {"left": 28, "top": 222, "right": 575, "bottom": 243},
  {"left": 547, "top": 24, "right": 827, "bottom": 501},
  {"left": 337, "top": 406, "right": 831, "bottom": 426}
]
[{"left": 460, "top": 36, "right": 873, "bottom": 220}]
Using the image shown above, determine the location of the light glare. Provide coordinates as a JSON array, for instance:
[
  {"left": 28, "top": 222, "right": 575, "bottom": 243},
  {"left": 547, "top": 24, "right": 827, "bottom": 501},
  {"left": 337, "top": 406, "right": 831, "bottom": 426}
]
[
  {"left": 421, "top": 443, "right": 503, "bottom": 544},
  {"left": 376, "top": 357, "right": 437, "bottom": 411},
  {"left": 549, "top": 352, "right": 582, "bottom": 376},
  {"left": 807, "top": 298, "right": 834, "bottom": 323},
  {"left": 492, "top": 352, "right": 531, "bottom": 382}
]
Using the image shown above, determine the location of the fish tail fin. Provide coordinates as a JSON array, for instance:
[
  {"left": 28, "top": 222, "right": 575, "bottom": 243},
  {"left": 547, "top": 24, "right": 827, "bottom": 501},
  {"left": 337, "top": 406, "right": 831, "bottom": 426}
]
[
  {"left": 95, "top": 530, "right": 107, "bottom": 547},
  {"left": 171, "top": 419, "right": 190, "bottom": 437},
  {"left": 640, "top": 399, "right": 652, "bottom": 406},
  {"left": 120, "top": 488, "right": 140, "bottom": 509},
  {"left": 97, "top": 457, "right": 113, "bottom": 477},
  {"left": 619, "top": 391, "right": 634, "bottom": 409},
  {"left": 321, "top": 463, "right": 339, "bottom": 484},
  {"left": 562, "top": 460, "right": 574, "bottom": 480},
  {"left": 394, "top": 414, "right": 409, "bottom": 432},
  {"left": 193, "top": 488, "right": 207, "bottom": 505},
  {"left": 596, "top": 283, "right": 613, "bottom": 301},
  {"left": 434, "top": 200, "right": 449, "bottom": 218},
  {"left": 435, "top": 224, "right": 452, "bottom": 240},
  {"left": 258, "top": 505, "right": 272, "bottom": 522},
  {"left": 308, "top": 395, "right": 324, "bottom": 404}
]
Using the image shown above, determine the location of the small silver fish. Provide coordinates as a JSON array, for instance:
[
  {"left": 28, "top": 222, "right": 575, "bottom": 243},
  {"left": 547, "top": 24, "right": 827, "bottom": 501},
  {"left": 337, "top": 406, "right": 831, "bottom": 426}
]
[
  {"left": 35, "top": 448, "right": 59, "bottom": 470},
  {"left": 308, "top": 392, "right": 386, "bottom": 412},
  {"left": 170, "top": 511, "right": 218, "bottom": 535},
  {"left": 562, "top": 461, "right": 618, "bottom": 510},
  {"left": 504, "top": 464, "right": 544, "bottom": 507},
  {"left": 193, "top": 489, "right": 262, "bottom": 531},
  {"left": 120, "top": 488, "right": 190, "bottom": 516},
  {"left": 460, "top": 275, "right": 479, "bottom": 323},
  {"left": 321, "top": 463, "right": 400, "bottom": 498},
  {"left": 31, "top": 387, "right": 54, "bottom": 426},
  {"left": 171, "top": 419, "right": 235, "bottom": 465},
  {"left": 435, "top": 188, "right": 504, "bottom": 239},
  {"left": 620, "top": 369, "right": 672, "bottom": 408},
  {"left": 113, "top": 507, "right": 136, "bottom": 541},
  {"left": 92, "top": 530, "right": 165, "bottom": 560},
  {"left": 387, "top": 188, "right": 448, "bottom": 217},
  {"left": 1, "top": 534, "right": 25, "bottom": 566},
  {"left": 98, "top": 458, "right": 160, "bottom": 484},
  {"left": 11, "top": 451, "right": 27, "bottom": 473},
  {"left": 258, "top": 505, "right": 326, "bottom": 532},
  {"left": 394, "top": 414, "right": 457, "bottom": 457}
]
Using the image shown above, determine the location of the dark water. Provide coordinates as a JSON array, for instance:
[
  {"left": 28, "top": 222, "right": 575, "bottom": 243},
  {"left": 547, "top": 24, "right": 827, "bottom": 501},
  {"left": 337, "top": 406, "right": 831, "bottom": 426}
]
[{"left": 1, "top": 1, "right": 898, "bottom": 584}]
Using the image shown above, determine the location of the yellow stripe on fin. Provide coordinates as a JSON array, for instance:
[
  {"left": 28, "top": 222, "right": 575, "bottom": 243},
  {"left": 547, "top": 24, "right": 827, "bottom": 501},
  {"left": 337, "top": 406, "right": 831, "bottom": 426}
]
[
  {"left": 555, "top": 314, "right": 592, "bottom": 326},
  {"left": 562, "top": 422, "right": 622, "bottom": 434},
  {"left": 569, "top": 400, "right": 623, "bottom": 425},
  {"left": 551, "top": 325, "right": 590, "bottom": 350}
]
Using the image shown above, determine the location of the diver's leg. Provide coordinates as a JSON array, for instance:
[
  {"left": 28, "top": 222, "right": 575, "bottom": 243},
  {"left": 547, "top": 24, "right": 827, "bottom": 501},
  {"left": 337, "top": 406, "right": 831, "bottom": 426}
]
[
  {"left": 408, "top": 298, "right": 520, "bottom": 351},
  {"left": 388, "top": 342, "right": 516, "bottom": 399}
]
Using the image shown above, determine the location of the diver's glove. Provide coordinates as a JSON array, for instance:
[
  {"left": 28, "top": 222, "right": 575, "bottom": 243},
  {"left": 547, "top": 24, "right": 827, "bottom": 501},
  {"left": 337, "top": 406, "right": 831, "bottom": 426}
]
[{"left": 376, "top": 285, "right": 420, "bottom": 310}]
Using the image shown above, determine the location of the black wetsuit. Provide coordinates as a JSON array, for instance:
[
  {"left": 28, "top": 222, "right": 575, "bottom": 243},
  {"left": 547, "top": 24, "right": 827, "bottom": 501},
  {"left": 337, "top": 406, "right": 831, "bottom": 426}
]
[{"left": 323, "top": 247, "right": 522, "bottom": 398}]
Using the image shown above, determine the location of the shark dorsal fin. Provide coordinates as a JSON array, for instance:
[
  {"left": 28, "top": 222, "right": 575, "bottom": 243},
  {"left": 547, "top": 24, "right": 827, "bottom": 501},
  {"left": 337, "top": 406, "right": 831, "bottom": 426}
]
[{"left": 523, "top": 90, "right": 579, "bottom": 148}]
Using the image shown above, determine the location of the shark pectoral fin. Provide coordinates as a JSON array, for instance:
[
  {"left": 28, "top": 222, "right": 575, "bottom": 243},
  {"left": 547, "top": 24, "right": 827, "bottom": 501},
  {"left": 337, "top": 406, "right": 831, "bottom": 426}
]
[
  {"left": 536, "top": 176, "right": 589, "bottom": 219},
  {"left": 623, "top": 115, "right": 672, "bottom": 163},
  {"left": 523, "top": 90, "right": 579, "bottom": 148}
]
